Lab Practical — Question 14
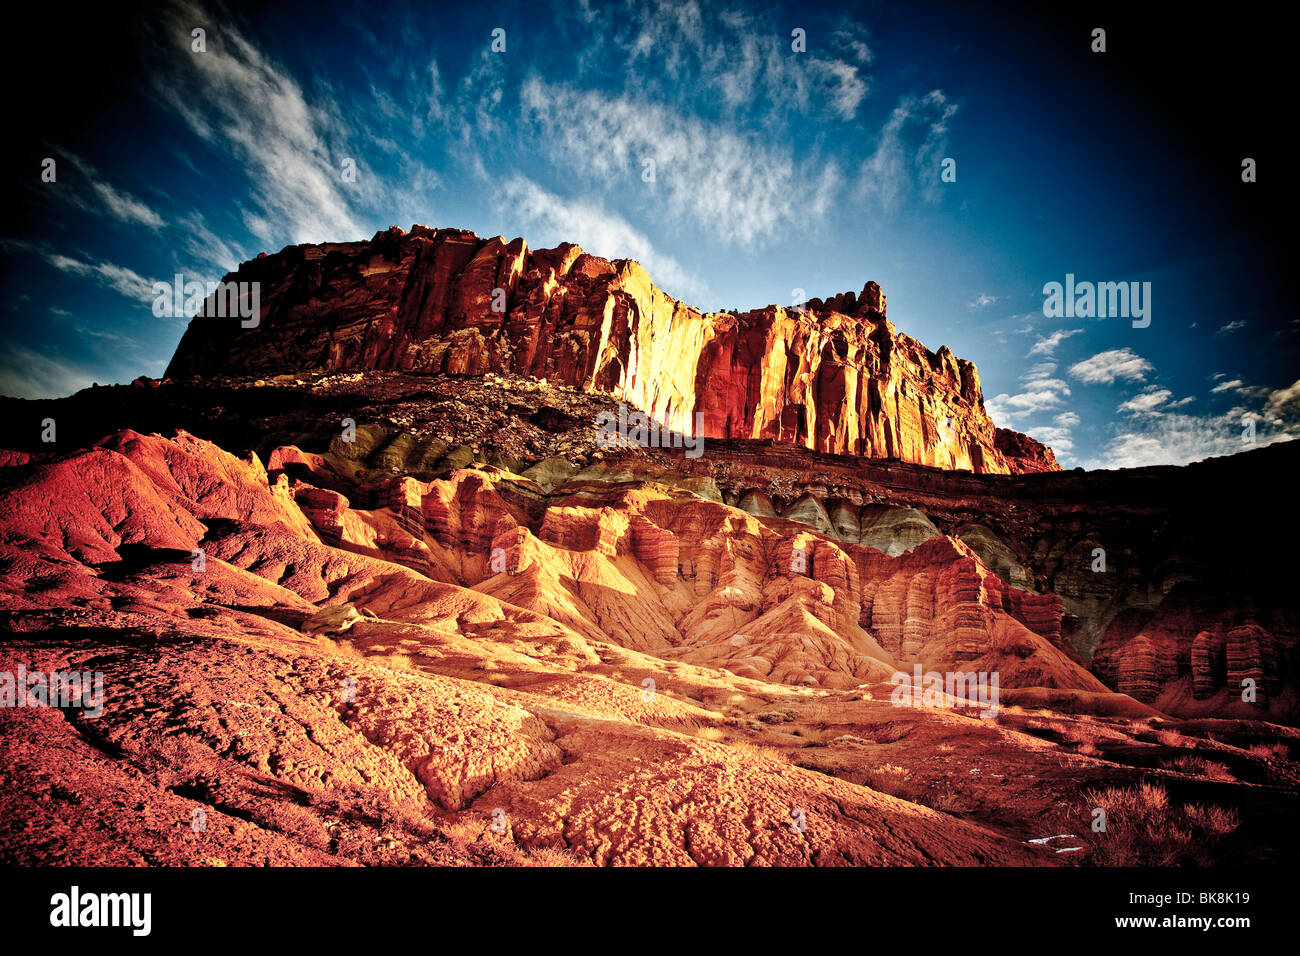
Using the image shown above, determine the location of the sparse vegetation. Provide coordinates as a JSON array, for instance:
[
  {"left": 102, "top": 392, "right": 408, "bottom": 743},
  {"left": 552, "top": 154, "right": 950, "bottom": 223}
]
[
  {"left": 1248, "top": 741, "right": 1290, "bottom": 760},
  {"left": 726, "top": 739, "right": 789, "bottom": 763},
  {"left": 1161, "top": 754, "right": 1235, "bottom": 782},
  {"left": 862, "top": 763, "right": 923, "bottom": 802},
  {"left": 1078, "top": 782, "right": 1239, "bottom": 866},
  {"left": 923, "top": 787, "right": 969, "bottom": 815},
  {"left": 383, "top": 653, "right": 415, "bottom": 671},
  {"left": 136, "top": 729, "right": 210, "bottom": 789},
  {"left": 1155, "top": 729, "right": 1187, "bottom": 748},
  {"left": 434, "top": 817, "right": 593, "bottom": 866}
]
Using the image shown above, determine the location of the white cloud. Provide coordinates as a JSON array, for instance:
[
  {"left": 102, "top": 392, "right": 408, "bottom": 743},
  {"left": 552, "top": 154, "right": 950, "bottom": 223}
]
[
  {"left": 57, "top": 153, "right": 166, "bottom": 229},
  {"left": 1017, "top": 410, "right": 1084, "bottom": 462},
  {"left": 570, "top": 2, "right": 871, "bottom": 121},
  {"left": 969, "top": 294, "right": 997, "bottom": 309},
  {"left": 1025, "top": 427, "right": 1073, "bottom": 453},
  {"left": 149, "top": 0, "right": 366, "bottom": 247},
  {"left": 0, "top": 347, "right": 99, "bottom": 399},
  {"left": 984, "top": 362, "right": 1072, "bottom": 423},
  {"left": 1088, "top": 377, "right": 1300, "bottom": 468},
  {"left": 1023, "top": 361, "right": 1070, "bottom": 391},
  {"left": 1069, "top": 348, "right": 1153, "bottom": 385},
  {"left": 176, "top": 212, "right": 248, "bottom": 275},
  {"left": 858, "top": 90, "right": 957, "bottom": 209},
  {"left": 1215, "top": 320, "right": 1247, "bottom": 336},
  {"left": 831, "top": 20, "right": 874, "bottom": 65},
  {"left": 499, "top": 177, "right": 707, "bottom": 301},
  {"left": 1118, "top": 388, "right": 1171, "bottom": 415},
  {"left": 1028, "top": 327, "right": 1083, "bottom": 357},
  {"left": 1211, "top": 378, "right": 1244, "bottom": 393},
  {"left": 43, "top": 252, "right": 156, "bottom": 303},
  {"left": 811, "top": 57, "right": 869, "bottom": 119},
  {"left": 520, "top": 77, "right": 840, "bottom": 247},
  {"left": 1263, "top": 378, "right": 1300, "bottom": 424}
]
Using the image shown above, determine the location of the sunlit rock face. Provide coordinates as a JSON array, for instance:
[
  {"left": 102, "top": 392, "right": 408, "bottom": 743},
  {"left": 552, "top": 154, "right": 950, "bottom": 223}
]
[{"left": 166, "top": 225, "right": 1058, "bottom": 475}]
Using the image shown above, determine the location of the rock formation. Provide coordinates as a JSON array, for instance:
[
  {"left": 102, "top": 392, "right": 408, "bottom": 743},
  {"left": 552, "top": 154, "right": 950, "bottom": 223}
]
[
  {"left": 4, "top": 364, "right": 1299, "bottom": 868},
  {"left": 4, "top": 229, "right": 1298, "bottom": 868},
  {"left": 165, "top": 226, "right": 1058, "bottom": 475}
]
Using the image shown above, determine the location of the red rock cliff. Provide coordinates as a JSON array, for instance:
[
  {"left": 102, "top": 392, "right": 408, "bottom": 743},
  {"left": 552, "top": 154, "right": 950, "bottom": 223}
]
[{"left": 166, "top": 225, "right": 1059, "bottom": 475}]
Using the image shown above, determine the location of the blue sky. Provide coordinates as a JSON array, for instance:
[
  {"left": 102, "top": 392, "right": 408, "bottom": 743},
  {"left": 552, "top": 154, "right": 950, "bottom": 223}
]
[{"left": 2, "top": 0, "right": 1294, "bottom": 469}]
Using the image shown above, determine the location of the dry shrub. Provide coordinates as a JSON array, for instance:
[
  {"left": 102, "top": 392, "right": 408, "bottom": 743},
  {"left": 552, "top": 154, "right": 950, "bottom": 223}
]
[
  {"left": 1162, "top": 754, "right": 1235, "bottom": 782},
  {"left": 727, "top": 739, "right": 789, "bottom": 763},
  {"left": 1079, "top": 782, "right": 1239, "bottom": 866},
  {"left": 863, "top": 763, "right": 923, "bottom": 801},
  {"left": 1248, "top": 741, "right": 1290, "bottom": 760},
  {"left": 435, "top": 817, "right": 592, "bottom": 867},
  {"left": 924, "top": 787, "right": 968, "bottom": 815},
  {"left": 524, "top": 844, "right": 592, "bottom": 867},
  {"left": 1022, "top": 717, "right": 1104, "bottom": 754},
  {"left": 1182, "top": 802, "right": 1241, "bottom": 837},
  {"left": 136, "top": 729, "right": 210, "bottom": 788},
  {"left": 1062, "top": 722, "right": 1104, "bottom": 746}
]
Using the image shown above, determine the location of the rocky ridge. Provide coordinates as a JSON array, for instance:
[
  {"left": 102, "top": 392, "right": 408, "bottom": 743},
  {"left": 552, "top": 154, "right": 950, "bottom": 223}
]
[{"left": 165, "top": 226, "right": 1058, "bottom": 475}]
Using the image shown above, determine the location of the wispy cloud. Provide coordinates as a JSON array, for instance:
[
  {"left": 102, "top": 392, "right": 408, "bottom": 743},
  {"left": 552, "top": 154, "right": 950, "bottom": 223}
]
[
  {"left": 985, "top": 362, "right": 1071, "bottom": 423},
  {"left": 55, "top": 152, "right": 166, "bottom": 229},
  {"left": 1028, "top": 327, "right": 1082, "bottom": 357},
  {"left": 1069, "top": 348, "right": 1153, "bottom": 385},
  {"left": 0, "top": 347, "right": 99, "bottom": 399},
  {"left": 520, "top": 77, "right": 840, "bottom": 247},
  {"left": 148, "top": 0, "right": 366, "bottom": 247},
  {"left": 1024, "top": 410, "right": 1082, "bottom": 459},
  {"left": 567, "top": 1, "right": 873, "bottom": 121},
  {"left": 857, "top": 90, "right": 957, "bottom": 209},
  {"left": 43, "top": 252, "right": 156, "bottom": 303},
  {"left": 1118, "top": 387, "right": 1172, "bottom": 415},
  {"left": 1089, "top": 377, "right": 1300, "bottom": 468},
  {"left": 498, "top": 176, "right": 706, "bottom": 301}
]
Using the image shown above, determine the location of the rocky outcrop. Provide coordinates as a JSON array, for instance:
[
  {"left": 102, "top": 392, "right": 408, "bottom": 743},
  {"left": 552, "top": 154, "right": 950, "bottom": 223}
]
[
  {"left": 1093, "top": 583, "right": 1294, "bottom": 716},
  {"left": 165, "top": 226, "right": 1058, "bottom": 475},
  {"left": 1116, "top": 635, "right": 1161, "bottom": 702}
]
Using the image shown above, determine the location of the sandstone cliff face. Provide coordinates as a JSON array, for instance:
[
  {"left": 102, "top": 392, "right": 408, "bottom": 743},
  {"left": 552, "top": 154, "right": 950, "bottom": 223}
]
[{"left": 165, "top": 226, "right": 1057, "bottom": 475}]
